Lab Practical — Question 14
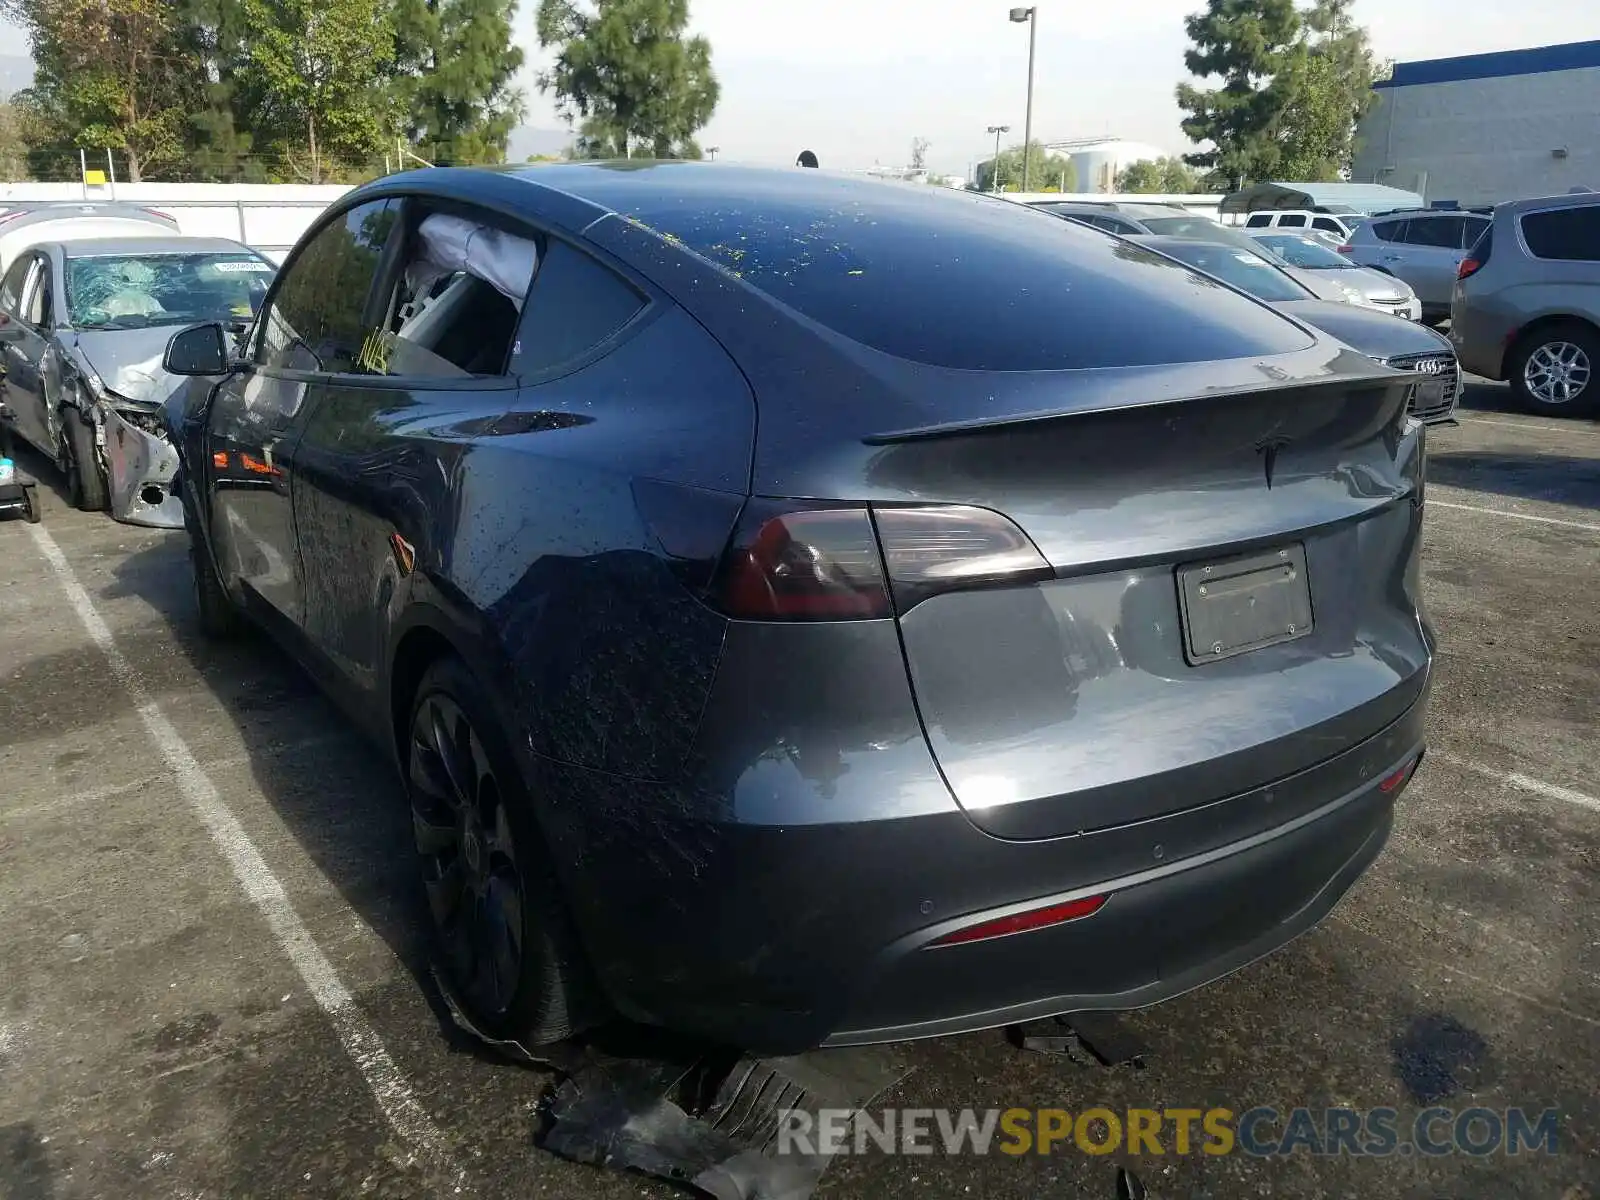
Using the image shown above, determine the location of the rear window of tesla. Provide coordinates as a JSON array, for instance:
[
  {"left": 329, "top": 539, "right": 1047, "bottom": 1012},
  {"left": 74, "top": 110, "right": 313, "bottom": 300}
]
[{"left": 619, "top": 186, "right": 1313, "bottom": 371}]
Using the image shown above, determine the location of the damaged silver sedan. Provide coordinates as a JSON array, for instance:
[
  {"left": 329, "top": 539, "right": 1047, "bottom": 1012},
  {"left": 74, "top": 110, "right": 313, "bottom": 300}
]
[{"left": 0, "top": 235, "right": 274, "bottom": 527}]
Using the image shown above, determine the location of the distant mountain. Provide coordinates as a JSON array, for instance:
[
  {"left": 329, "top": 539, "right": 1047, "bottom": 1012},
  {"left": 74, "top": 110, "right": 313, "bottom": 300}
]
[
  {"left": 0, "top": 55, "right": 33, "bottom": 99},
  {"left": 507, "top": 126, "right": 573, "bottom": 161}
]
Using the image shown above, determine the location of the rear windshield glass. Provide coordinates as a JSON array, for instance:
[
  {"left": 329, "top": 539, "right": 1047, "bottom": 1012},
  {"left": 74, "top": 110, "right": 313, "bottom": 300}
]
[
  {"left": 1147, "top": 242, "right": 1310, "bottom": 302},
  {"left": 616, "top": 182, "right": 1311, "bottom": 370},
  {"left": 1256, "top": 235, "right": 1351, "bottom": 269}
]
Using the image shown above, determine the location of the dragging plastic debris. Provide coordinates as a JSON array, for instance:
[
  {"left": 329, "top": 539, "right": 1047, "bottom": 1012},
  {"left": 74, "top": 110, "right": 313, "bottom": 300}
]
[
  {"left": 432, "top": 966, "right": 909, "bottom": 1200},
  {"left": 1007, "top": 1011, "right": 1148, "bottom": 1069}
]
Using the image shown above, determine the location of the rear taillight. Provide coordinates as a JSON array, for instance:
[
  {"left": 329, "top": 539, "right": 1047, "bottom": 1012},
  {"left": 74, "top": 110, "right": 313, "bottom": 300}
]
[
  {"left": 873, "top": 504, "right": 1052, "bottom": 610},
  {"left": 1457, "top": 258, "right": 1482, "bottom": 280},
  {"left": 709, "top": 501, "right": 1053, "bottom": 621},
  {"left": 712, "top": 503, "right": 892, "bottom": 620},
  {"left": 1336, "top": 243, "right": 1353, "bottom": 254},
  {"left": 143, "top": 207, "right": 175, "bottom": 221}
]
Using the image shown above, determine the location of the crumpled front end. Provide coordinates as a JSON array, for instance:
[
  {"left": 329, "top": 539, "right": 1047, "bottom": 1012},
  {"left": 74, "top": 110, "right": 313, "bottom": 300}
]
[
  {"left": 101, "top": 403, "right": 184, "bottom": 528},
  {"left": 65, "top": 329, "right": 188, "bottom": 529}
]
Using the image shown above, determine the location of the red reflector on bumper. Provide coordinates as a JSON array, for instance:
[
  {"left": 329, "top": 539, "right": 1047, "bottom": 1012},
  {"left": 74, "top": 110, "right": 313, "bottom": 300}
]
[
  {"left": 929, "top": 894, "right": 1108, "bottom": 948},
  {"left": 1379, "top": 758, "right": 1418, "bottom": 793}
]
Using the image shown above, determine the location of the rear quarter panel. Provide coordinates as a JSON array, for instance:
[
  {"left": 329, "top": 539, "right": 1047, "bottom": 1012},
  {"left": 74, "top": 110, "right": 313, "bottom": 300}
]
[{"left": 359, "top": 304, "right": 756, "bottom": 782}]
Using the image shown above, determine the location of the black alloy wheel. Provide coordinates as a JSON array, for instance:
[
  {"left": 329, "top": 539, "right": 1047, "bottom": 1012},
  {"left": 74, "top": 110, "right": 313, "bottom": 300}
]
[{"left": 406, "top": 657, "right": 586, "bottom": 1043}]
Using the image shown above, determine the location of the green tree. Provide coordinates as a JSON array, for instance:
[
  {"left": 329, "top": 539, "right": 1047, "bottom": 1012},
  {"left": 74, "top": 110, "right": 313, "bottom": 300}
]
[
  {"left": 1175, "top": 0, "right": 1380, "bottom": 189},
  {"left": 536, "top": 0, "right": 719, "bottom": 159},
  {"left": 1274, "top": 0, "right": 1379, "bottom": 179},
  {"left": 1174, "top": 0, "right": 1299, "bottom": 189},
  {"left": 1116, "top": 155, "right": 1204, "bottom": 193},
  {"left": 978, "top": 141, "right": 1075, "bottom": 193},
  {"left": 239, "top": 0, "right": 396, "bottom": 182},
  {"left": 0, "top": 101, "right": 28, "bottom": 179},
  {"left": 3, "top": 0, "right": 198, "bottom": 181},
  {"left": 392, "top": 0, "right": 525, "bottom": 165},
  {"left": 174, "top": 0, "right": 266, "bottom": 181}
]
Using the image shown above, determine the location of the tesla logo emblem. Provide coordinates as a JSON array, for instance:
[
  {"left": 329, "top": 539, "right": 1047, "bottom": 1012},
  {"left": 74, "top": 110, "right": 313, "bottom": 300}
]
[
  {"left": 1411, "top": 359, "right": 1446, "bottom": 375},
  {"left": 1256, "top": 436, "right": 1292, "bottom": 489}
]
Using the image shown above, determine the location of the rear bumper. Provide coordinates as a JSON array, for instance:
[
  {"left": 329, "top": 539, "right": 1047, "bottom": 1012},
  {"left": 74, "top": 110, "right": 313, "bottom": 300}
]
[
  {"left": 542, "top": 662, "right": 1430, "bottom": 1054},
  {"left": 1449, "top": 300, "right": 1514, "bottom": 381},
  {"left": 823, "top": 748, "right": 1408, "bottom": 1045}
]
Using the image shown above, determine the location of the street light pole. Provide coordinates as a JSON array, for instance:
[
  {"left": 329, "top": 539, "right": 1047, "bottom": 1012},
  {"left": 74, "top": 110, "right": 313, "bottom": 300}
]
[
  {"left": 986, "top": 124, "right": 1009, "bottom": 192},
  {"left": 1009, "top": 7, "right": 1037, "bottom": 192}
]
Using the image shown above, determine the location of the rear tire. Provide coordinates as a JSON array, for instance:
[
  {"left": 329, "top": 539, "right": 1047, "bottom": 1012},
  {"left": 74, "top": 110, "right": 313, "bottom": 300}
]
[
  {"left": 1509, "top": 322, "right": 1600, "bottom": 417},
  {"left": 21, "top": 483, "right": 40, "bottom": 524},
  {"left": 405, "top": 655, "right": 596, "bottom": 1047},
  {"left": 63, "top": 407, "right": 108, "bottom": 512},
  {"left": 191, "top": 543, "right": 242, "bottom": 639}
]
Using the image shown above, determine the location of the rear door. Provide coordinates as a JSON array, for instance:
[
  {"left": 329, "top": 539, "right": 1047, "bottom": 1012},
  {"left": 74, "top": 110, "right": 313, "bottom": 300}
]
[
  {"left": 292, "top": 198, "right": 650, "bottom": 706},
  {"left": 1396, "top": 216, "right": 1467, "bottom": 307},
  {"left": 203, "top": 198, "right": 396, "bottom": 628}
]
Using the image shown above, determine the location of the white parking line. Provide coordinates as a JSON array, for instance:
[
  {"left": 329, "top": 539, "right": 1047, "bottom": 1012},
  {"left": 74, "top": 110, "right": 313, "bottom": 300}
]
[
  {"left": 1432, "top": 750, "right": 1600, "bottom": 815},
  {"left": 23, "top": 524, "right": 460, "bottom": 1181},
  {"left": 1457, "top": 415, "right": 1600, "bottom": 436},
  {"left": 1428, "top": 499, "right": 1600, "bottom": 533}
]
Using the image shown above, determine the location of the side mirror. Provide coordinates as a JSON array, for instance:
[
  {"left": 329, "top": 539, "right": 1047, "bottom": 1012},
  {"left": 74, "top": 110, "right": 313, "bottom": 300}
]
[
  {"left": 164, "top": 322, "right": 229, "bottom": 376},
  {"left": 0, "top": 313, "right": 20, "bottom": 343}
]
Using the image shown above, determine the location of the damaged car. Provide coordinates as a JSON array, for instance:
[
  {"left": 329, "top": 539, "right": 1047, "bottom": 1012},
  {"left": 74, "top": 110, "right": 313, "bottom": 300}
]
[
  {"left": 162, "top": 165, "right": 1433, "bottom": 1057},
  {"left": 0, "top": 235, "right": 275, "bottom": 526}
]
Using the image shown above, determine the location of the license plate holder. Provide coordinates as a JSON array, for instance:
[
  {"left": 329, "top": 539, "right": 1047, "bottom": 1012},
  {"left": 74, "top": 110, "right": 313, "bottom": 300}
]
[
  {"left": 1176, "top": 543, "right": 1314, "bottom": 665},
  {"left": 1415, "top": 377, "right": 1448, "bottom": 407}
]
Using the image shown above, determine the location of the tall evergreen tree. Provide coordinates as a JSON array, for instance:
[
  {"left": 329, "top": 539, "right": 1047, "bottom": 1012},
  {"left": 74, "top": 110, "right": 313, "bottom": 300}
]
[
  {"left": 1176, "top": 0, "right": 1380, "bottom": 189},
  {"left": 1174, "top": 0, "right": 1299, "bottom": 189},
  {"left": 536, "top": 0, "right": 718, "bottom": 160},
  {"left": 1275, "top": 0, "right": 1380, "bottom": 179},
  {"left": 392, "top": 0, "right": 525, "bottom": 165}
]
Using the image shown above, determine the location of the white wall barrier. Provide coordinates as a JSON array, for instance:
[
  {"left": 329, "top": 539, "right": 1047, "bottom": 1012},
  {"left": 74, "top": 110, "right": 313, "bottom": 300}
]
[
  {"left": 0, "top": 182, "right": 354, "bottom": 262},
  {"left": 0, "top": 181, "right": 1240, "bottom": 265}
]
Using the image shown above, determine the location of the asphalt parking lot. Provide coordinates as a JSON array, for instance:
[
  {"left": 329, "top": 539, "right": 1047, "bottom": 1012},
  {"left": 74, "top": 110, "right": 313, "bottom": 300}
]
[{"left": 1, "top": 380, "right": 1596, "bottom": 1200}]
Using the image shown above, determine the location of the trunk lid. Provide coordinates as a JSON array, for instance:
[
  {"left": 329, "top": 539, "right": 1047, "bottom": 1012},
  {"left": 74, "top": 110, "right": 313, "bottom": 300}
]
[{"left": 879, "top": 375, "right": 1431, "bottom": 841}]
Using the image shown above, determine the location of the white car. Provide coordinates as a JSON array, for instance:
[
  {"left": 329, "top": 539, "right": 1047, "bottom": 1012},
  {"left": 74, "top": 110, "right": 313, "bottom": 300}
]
[
  {"left": 1250, "top": 231, "right": 1422, "bottom": 320},
  {"left": 0, "top": 202, "right": 179, "bottom": 276},
  {"left": 1241, "top": 209, "right": 1363, "bottom": 240}
]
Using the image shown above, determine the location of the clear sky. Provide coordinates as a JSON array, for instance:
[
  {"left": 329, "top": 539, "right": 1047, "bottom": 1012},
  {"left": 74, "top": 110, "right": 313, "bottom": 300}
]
[
  {"left": 4, "top": 1, "right": 1598, "bottom": 176},
  {"left": 512, "top": 0, "right": 1600, "bottom": 174}
]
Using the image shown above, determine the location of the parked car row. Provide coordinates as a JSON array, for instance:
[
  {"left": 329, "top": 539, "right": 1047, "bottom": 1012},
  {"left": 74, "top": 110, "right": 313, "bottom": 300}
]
[
  {"left": 0, "top": 203, "right": 276, "bottom": 525},
  {"left": 1027, "top": 199, "right": 1459, "bottom": 425}
]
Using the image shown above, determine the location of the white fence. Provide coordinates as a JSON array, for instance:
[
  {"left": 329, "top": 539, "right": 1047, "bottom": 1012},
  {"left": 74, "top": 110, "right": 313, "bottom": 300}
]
[
  {"left": 0, "top": 182, "right": 354, "bottom": 262},
  {"left": 0, "top": 181, "right": 1242, "bottom": 264}
]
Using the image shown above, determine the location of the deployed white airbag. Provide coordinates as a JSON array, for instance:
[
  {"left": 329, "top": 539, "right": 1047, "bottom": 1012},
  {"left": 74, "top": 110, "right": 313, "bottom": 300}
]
[{"left": 408, "top": 213, "right": 538, "bottom": 309}]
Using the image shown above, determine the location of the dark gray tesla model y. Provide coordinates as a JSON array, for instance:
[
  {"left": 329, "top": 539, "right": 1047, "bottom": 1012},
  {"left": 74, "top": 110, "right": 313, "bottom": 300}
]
[{"left": 161, "top": 163, "right": 1435, "bottom": 1055}]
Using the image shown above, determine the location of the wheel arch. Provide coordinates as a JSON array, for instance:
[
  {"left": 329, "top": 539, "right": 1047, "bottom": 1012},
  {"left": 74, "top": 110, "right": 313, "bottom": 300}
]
[
  {"left": 384, "top": 594, "right": 524, "bottom": 779},
  {"left": 1509, "top": 311, "right": 1600, "bottom": 354}
]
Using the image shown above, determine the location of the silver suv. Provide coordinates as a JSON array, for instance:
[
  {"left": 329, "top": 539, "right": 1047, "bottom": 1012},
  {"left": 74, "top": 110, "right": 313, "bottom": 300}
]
[
  {"left": 1343, "top": 209, "right": 1493, "bottom": 324},
  {"left": 1450, "top": 192, "right": 1600, "bottom": 417}
]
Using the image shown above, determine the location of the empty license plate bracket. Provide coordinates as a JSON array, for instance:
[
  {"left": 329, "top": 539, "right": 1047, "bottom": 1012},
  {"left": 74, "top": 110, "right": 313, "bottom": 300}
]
[{"left": 1176, "top": 543, "right": 1314, "bottom": 665}]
